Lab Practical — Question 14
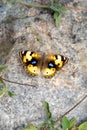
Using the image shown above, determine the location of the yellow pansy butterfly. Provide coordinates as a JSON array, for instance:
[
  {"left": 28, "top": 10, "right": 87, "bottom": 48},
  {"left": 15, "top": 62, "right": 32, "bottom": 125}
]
[{"left": 19, "top": 50, "right": 68, "bottom": 78}]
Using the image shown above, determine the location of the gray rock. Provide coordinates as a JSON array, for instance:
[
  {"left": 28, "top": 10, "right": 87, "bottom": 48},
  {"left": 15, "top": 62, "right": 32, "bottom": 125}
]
[{"left": 0, "top": 1, "right": 87, "bottom": 130}]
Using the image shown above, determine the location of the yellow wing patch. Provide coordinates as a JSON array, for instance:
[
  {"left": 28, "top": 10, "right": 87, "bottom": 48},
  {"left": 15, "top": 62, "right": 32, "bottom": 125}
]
[
  {"left": 19, "top": 50, "right": 68, "bottom": 78},
  {"left": 19, "top": 50, "right": 42, "bottom": 76}
]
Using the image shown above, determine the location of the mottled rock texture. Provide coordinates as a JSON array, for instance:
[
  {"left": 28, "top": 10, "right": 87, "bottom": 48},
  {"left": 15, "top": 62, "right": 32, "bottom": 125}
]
[{"left": 0, "top": 0, "right": 87, "bottom": 130}]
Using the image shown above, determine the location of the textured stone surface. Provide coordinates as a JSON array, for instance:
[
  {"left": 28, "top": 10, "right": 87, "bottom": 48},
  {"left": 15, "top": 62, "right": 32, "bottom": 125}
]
[
  {"left": 0, "top": 2, "right": 15, "bottom": 64},
  {"left": 0, "top": 0, "right": 87, "bottom": 130}
]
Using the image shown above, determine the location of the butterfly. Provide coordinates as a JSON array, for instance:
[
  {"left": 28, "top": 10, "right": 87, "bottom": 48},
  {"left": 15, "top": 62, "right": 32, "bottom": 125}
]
[{"left": 19, "top": 50, "right": 68, "bottom": 78}]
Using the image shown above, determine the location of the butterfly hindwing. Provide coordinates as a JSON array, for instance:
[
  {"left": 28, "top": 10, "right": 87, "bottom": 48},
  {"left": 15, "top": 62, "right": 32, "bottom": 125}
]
[
  {"left": 42, "top": 55, "right": 57, "bottom": 78},
  {"left": 19, "top": 50, "right": 42, "bottom": 76},
  {"left": 42, "top": 54, "right": 68, "bottom": 78}
]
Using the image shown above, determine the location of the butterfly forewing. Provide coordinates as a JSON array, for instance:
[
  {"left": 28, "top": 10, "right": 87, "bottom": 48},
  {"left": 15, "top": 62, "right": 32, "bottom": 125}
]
[
  {"left": 19, "top": 50, "right": 42, "bottom": 76},
  {"left": 42, "top": 54, "right": 68, "bottom": 78},
  {"left": 54, "top": 55, "right": 68, "bottom": 70}
]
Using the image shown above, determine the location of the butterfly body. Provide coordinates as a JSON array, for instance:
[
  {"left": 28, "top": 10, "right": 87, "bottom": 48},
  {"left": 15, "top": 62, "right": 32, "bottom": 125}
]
[{"left": 19, "top": 50, "right": 68, "bottom": 78}]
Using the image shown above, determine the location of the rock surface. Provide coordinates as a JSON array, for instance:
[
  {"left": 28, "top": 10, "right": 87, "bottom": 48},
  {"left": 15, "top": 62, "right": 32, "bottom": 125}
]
[{"left": 0, "top": 0, "right": 87, "bottom": 130}]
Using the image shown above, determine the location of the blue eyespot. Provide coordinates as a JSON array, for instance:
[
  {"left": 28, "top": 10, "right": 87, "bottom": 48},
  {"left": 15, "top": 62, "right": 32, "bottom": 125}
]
[
  {"left": 31, "top": 60, "right": 37, "bottom": 65},
  {"left": 48, "top": 62, "right": 54, "bottom": 68}
]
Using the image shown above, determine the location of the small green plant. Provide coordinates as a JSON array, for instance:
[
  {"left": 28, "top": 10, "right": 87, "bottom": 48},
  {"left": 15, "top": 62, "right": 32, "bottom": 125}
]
[
  {"left": 21, "top": 101, "right": 87, "bottom": 130},
  {"left": 22, "top": 124, "right": 38, "bottom": 130},
  {"left": 41, "top": 101, "right": 57, "bottom": 130},
  {"left": 0, "top": 65, "right": 15, "bottom": 98},
  {"left": 50, "top": 4, "right": 65, "bottom": 26},
  {"left": 61, "top": 116, "right": 76, "bottom": 130},
  {"left": 78, "top": 122, "right": 87, "bottom": 130}
]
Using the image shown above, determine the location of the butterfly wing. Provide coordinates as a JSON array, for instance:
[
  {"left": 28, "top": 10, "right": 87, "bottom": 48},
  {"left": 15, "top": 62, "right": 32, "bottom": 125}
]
[
  {"left": 19, "top": 50, "right": 42, "bottom": 76},
  {"left": 42, "top": 54, "right": 68, "bottom": 78}
]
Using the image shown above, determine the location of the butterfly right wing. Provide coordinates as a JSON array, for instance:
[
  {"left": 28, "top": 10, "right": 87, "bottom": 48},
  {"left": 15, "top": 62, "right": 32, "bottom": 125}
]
[{"left": 42, "top": 54, "right": 68, "bottom": 78}]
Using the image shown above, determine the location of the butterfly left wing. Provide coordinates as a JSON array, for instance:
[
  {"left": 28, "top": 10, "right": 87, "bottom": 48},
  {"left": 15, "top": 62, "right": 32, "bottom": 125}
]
[
  {"left": 42, "top": 54, "right": 68, "bottom": 78},
  {"left": 19, "top": 50, "right": 42, "bottom": 76}
]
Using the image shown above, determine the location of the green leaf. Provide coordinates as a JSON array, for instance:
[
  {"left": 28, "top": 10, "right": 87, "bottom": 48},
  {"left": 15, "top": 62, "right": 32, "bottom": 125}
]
[
  {"left": 0, "top": 77, "right": 6, "bottom": 88},
  {"left": 0, "top": 77, "right": 7, "bottom": 98},
  {"left": 54, "top": 12, "right": 61, "bottom": 26},
  {"left": 50, "top": 4, "right": 65, "bottom": 26},
  {"left": 70, "top": 118, "right": 76, "bottom": 128},
  {"left": 50, "top": 4, "right": 65, "bottom": 14},
  {"left": 62, "top": 116, "right": 70, "bottom": 130},
  {"left": 22, "top": 124, "right": 38, "bottom": 130},
  {"left": 0, "top": 90, "right": 6, "bottom": 98},
  {"left": 43, "top": 101, "right": 52, "bottom": 119},
  {"left": 7, "top": 91, "right": 16, "bottom": 97},
  {"left": 78, "top": 122, "right": 87, "bottom": 130},
  {"left": 0, "top": 77, "right": 15, "bottom": 98},
  {"left": 0, "top": 65, "right": 8, "bottom": 71}
]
